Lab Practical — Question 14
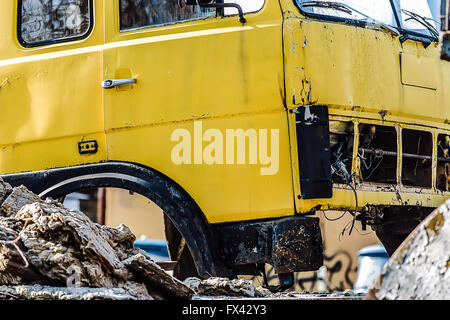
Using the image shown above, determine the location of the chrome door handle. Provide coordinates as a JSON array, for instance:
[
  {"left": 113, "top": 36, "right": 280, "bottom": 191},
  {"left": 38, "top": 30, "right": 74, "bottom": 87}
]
[{"left": 102, "top": 78, "right": 137, "bottom": 89}]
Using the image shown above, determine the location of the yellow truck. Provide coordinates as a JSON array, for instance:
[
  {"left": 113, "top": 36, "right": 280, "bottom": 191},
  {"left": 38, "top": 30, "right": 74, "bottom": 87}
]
[{"left": 0, "top": 0, "right": 449, "bottom": 285}]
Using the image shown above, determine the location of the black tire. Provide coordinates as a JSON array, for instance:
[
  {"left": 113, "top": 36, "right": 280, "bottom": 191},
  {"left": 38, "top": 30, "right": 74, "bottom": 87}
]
[{"left": 164, "top": 215, "right": 201, "bottom": 280}]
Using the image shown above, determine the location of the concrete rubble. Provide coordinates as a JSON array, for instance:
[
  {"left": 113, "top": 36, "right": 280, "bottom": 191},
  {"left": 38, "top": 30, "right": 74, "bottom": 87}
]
[
  {"left": 0, "top": 178, "right": 192, "bottom": 300},
  {"left": 184, "top": 277, "right": 271, "bottom": 298},
  {"left": 368, "top": 199, "right": 450, "bottom": 300},
  {"left": 0, "top": 284, "right": 149, "bottom": 301},
  {"left": 0, "top": 178, "right": 276, "bottom": 300}
]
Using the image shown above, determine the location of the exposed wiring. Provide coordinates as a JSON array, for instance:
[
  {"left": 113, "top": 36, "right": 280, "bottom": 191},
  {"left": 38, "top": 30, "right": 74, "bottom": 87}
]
[
  {"left": 345, "top": 180, "right": 358, "bottom": 236},
  {"left": 358, "top": 148, "right": 373, "bottom": 170},
  {"left": 363, "top": 155, "right": 383, "bottom": 181},
  {"left": 322, "top": 211, "right": 346, "bottom": 222},
  {"left": 338, "top": 218, "right": 372, "bottom": 241},
  {"left": 323, "top": 173, "right": 358, "bottom": 237}
]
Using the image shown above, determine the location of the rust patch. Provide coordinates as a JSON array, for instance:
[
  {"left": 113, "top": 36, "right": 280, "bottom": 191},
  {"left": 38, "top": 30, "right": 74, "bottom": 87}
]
[{"left": 425, "top": 212, "right": 444, "bottom": 238}]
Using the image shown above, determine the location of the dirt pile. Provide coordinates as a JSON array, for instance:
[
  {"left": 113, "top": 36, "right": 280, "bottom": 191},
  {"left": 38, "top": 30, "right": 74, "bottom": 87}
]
[{"left": 0, "top": 178, "right": 193, "bottom": 300}]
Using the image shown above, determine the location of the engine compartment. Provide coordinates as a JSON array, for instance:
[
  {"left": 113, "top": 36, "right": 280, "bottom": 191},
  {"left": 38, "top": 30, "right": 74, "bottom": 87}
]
[{"left": 329, "top": 120, "right": 449, "bottom": 192}]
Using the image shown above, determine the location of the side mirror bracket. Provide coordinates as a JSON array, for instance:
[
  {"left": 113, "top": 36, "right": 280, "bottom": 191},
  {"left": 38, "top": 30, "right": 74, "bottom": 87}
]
[{"left": 180, "top": 0, "right": 247, "bottom": 23}]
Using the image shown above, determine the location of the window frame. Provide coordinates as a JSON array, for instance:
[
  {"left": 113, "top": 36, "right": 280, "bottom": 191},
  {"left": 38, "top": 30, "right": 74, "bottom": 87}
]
[{"left": 17, "top": 0, "right": 94, "bottom": 48}]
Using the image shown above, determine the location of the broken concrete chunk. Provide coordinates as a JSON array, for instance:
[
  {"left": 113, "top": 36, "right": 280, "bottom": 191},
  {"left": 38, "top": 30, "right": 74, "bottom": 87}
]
[
  {"left": 368, "top": 199, "right": 450, "bottom": 300},
  {"left": 123, "top": 253, "right": 194, "bottom": 299},
  {"left": 0, "top": 284, "right": 151, "bottom": 301},
  {"left": 0, "top": 178, "right": 13, "bottom": 212},
  {"left": 184, "top": 277, "right": 269, "bottom": 298},
  {"left": 0, "top": 189, "right": 197, "bottom": 300},
  {"left": 98, "top": 224, "right": 136, "bottom": 248},
  {"left": 15, "top": 202, "right": 132, "bottom": 284},
  {"left": 1, "top": 186, "right": 41, "bottom": 217},
  {"left": 0, "top": 242, "right": 47, "bottom": 285}
]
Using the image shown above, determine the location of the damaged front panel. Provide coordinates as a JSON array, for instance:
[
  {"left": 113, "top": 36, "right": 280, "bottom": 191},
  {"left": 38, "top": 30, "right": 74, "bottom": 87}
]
[{"left": 294, "top": 114, "right": 449, "bottom": 214}]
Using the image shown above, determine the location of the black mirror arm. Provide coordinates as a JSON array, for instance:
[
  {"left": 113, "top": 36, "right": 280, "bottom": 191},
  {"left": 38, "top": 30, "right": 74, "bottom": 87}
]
[
  {"left": 199, "top": 2, "right": 246, "bottom": 23},
  {"left": 181, "top": 0, "right": 247, "bottom": 23}
]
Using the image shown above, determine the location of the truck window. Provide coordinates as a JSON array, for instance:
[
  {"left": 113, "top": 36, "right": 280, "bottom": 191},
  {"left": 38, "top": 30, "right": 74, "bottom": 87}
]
[
  {"left": 119, "top": 0, "right": 216, "bottom": 31},
  {"left": 295, "top": 0, "right": 398, "bottom": 28},
  {"left": 19, "top": 0, "right": 92, "bottom": 47},
  {"left": 396, "top": 0, "right": 441, "bottom": 38}
]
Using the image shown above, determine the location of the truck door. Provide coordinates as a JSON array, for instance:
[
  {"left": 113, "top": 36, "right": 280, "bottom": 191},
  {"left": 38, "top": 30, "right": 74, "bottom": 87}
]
[
  {"left": 0, "top": 0, "right": 106, "bottom": 174},
  {"left": 102, "top": 1, "right": 296, "bottom": 223}
]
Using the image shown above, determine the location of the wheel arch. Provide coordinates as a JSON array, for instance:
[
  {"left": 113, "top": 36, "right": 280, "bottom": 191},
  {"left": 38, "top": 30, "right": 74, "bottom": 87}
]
[{"left": 2, "top": 161, "right": 217, "bottom": 277}]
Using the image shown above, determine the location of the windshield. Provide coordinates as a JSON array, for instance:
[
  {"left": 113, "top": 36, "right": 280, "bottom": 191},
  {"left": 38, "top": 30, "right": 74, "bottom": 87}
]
[
  {"left": 296, "top": 0, "right": 398, "bottom": 27},
  {"left": 396, "top": 0, "right": 441, "bottom": 37},
  {"left": 295, "top": 0, "right": 441, "bottom": 39}
]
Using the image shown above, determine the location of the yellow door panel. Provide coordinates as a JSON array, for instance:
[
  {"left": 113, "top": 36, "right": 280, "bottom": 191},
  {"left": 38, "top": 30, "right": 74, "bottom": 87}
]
[
  {"left": 103, "top": 1, "right": 294, "bottom": 223},
  {"left": 0, "top": 132, "right": 105, "bottom": 173},
  {"left": 0, "top": 0, "right": 106, "bottom": 174},
  {"left": 0, "top": 52, "right": 103, "bottom": 146}
]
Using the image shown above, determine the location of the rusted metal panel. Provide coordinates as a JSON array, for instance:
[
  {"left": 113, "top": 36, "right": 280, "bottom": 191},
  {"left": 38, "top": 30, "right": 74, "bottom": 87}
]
[
  {"left": 271, "top": 217, "right": 323, "bottom": 273},
  {"left": 212, "top": 216, "right": 323, "bottom": 274}
]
